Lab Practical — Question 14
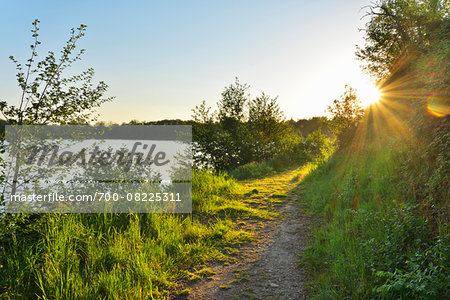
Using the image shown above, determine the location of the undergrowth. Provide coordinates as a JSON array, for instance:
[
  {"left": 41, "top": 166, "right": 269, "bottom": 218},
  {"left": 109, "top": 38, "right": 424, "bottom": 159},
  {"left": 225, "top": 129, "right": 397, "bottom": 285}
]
[{"left": 298, "top": 136, "right": 449, "bottom": 299}]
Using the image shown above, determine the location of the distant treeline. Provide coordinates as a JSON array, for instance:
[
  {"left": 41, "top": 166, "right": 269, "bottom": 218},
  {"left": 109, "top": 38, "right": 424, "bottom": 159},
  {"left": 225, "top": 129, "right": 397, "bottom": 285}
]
[{"left": 121, "top": 117, "right": 332, "bottom": 139}]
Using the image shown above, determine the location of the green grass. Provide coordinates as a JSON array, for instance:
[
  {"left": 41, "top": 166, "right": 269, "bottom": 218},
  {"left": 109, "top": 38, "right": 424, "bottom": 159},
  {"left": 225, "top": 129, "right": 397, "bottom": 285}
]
[
  {"left": 230, "top": 130, "right": 332, "bottom": 181},
  {"left": 0, "top": 170, "right": 270, "bottom": 299},
  {"left": 219, "top": 285, "right": 232, "bottom": 289},
  {"left": 230, "top": 161, "right": 275, "bottom": 180},
  {"left": 298, "top": 140, "right": 449, "bottom": 299}
]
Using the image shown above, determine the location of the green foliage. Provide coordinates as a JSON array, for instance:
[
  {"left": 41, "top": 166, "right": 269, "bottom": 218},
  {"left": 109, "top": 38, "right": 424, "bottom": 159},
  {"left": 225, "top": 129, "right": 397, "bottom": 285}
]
[
  {"left": 0, "top": 19, "right": 113, "bottom": 248},
  {"left": 192, "top": 78, "right": 297, "bottom": 171},
  {"left": 301, "top": 129, "right": 333, "bottom": 164},
  {"left": 246, "top": 92, "right": 292, "bottom": 162},
  {"left": 299, "top": 144, "right": 449, "bottom": 299},
  {"left": 300, "top": 3, "right": 450, "bottom": 284},
  {"left": 354, "top": 0, "right": 449, "bottom": 232},
  {"left": 374, "top": 240, "right": 449, "bottom": 299},
  {"left": 356, "top": 0, "right": 449, "bottom": 80},
  {"left": 0, "top": 19, "right": 113, "bottom": 125},
  {"left": 287, "top": 116, "right": 333, "bottom": 139},
  {"left": 217, "top": 77, "right": 249, "bottom": 125},
  {"left": 354, "top": 0, "right": 450, "bottom": 228},
  {"left": 191, "top": 169, "right": 237, "bottom": 212},
  {"left": 326, "top": 84, "right": 364, "bottom": 148}
]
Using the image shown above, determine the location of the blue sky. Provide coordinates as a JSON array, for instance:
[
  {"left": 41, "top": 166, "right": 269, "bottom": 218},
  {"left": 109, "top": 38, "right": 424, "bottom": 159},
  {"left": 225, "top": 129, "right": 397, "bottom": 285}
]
[{"left": 0, "top": 0, "right": 377, "bottom": 123}]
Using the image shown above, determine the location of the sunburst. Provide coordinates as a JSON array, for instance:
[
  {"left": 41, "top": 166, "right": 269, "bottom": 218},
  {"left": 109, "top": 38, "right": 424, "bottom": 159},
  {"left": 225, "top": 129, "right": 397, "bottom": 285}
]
[{"left": 358, "top": 83, "right": 382, "bottom": 107}]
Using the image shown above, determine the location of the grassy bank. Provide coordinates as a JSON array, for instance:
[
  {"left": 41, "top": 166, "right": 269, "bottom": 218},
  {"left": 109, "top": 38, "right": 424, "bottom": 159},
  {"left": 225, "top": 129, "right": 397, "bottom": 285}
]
[
  {"left": 0, "top": 171, "right": 271, "bottom": 299},
  {"left": 298, "top": 111, "right": 449, "bottom": 299}
]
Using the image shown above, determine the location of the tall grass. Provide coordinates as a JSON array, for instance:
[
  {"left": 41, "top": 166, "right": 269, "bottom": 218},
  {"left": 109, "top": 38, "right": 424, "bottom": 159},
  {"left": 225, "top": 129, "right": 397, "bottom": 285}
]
[
  {"left": 298, "top": 139, "right": 449, "bottom": 299},
  {"left": 0, "top": 171, "right": 258, "bottom": 299}
]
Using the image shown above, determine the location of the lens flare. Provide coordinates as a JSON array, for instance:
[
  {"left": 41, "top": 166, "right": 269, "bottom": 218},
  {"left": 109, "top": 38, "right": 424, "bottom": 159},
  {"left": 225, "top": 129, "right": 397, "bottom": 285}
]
[{"left": 427, "top": 95, "right": 449, "bottom": 117}]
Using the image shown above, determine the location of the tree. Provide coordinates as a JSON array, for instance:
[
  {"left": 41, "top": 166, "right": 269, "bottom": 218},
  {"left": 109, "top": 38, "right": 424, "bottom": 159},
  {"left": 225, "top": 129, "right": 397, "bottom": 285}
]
[
  {"left": 356, "top": 0, "right": 449, "bottom": 80},
  {"left": 216, "top": 78, "right": 250, "bottom": 169},
  {"left": 192, "top": 79, "right": 296, "bottom": 171},
  {"left": 356, "top": 0, "right": 449, "bottom": 133},
  {"left": 191, "top": 100, "right": 220, "bottom": 169},
  {"left": 0, "top": 20, "right": 113, "bottom": 198},
  {"left": 0, "top": 19, "right": 113, "bottom": 125},
  {"left": 327, "top": 85, "right": 364, "bottom": 147},
  {"left": 247, "top": 93, "right": 293, "bottom": 161},
  {"left": 0, "top": 20, "right": 113, "bottom": 264},
  {"left": 192, "top": 98, "right": 243, "bottom": 171},
  {"left": 217, "top": 77, "right": 249, "bottom": 125}
]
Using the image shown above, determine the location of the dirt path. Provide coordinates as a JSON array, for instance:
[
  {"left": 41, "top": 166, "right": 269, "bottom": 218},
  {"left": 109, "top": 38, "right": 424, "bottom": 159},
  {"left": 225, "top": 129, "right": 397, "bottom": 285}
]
[{"left": 174, "top": 169, "right": 312, "bottom": 300}]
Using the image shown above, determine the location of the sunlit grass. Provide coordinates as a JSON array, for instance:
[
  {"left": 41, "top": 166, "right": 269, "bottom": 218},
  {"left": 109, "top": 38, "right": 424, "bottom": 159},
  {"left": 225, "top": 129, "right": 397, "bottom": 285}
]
[
  {"left": 0, "top": 167, "right": 307, "bottom": 299},
  {"left": 0, "top": 171, "right": 262, "bottom": 299},
  {"left": 298, "top": 99, "right": 449, "bottom": 299}
]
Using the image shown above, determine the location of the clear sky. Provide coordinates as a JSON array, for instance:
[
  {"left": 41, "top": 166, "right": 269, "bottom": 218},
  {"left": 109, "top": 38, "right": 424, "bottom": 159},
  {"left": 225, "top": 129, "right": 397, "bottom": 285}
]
[{"left": 0, "top": 0, "right": 377, "bottom": 123}]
